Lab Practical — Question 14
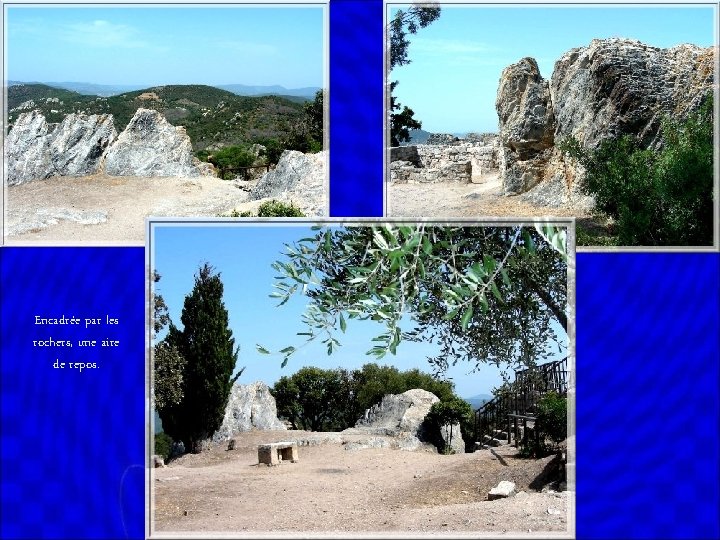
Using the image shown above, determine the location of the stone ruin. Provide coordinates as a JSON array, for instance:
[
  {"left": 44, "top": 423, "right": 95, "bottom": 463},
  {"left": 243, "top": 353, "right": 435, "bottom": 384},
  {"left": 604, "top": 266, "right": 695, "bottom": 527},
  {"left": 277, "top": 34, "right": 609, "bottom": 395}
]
[
  {"left": 495, "top": 38, "right": 716, "bottom": 207},
  {"left": 390, "top": 134, "right": 500, "bottom": 185},
  {"left": 5, "top": 108, "right": 212, "bottom": 185}
]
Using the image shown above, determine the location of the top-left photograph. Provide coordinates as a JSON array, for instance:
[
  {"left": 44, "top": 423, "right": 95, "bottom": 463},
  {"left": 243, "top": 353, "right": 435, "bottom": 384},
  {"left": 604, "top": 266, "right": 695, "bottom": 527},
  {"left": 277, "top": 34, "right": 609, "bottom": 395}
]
[{"left": 3, "top": 4, "right": 327, "bottom": 245}]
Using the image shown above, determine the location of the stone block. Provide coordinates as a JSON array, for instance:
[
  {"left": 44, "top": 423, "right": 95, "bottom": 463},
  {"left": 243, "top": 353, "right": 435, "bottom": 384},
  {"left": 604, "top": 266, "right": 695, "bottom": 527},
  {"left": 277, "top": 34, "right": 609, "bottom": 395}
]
[
  {"left": 488, "top": 480, "right": 516, "bottom": 500},
  {"left": 258, "top": 441, "right": 299, "bottom": 466}
]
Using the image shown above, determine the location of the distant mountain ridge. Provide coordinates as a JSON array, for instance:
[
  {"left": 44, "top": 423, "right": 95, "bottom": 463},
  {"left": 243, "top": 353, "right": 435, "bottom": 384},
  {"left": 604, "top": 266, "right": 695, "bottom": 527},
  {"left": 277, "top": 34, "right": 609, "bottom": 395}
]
[
  {"left": 464, "top": 393, "right": 493, "bottom": 410},
  {"left": 7, "top": 83, "right": 306, "bottom": 151},
  {"left": 8, "top": 80, "right": 320, "bottom": 100}
]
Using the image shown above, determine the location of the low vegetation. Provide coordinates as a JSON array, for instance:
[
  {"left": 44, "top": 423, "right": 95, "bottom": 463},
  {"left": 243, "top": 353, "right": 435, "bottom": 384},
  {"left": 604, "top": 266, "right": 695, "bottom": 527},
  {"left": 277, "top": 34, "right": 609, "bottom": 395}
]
[
  {"left": 560, "top": 97, "right": 713, "bottom": 246},
  {"left": 271, "top": 363, "right": 457, "bottom": 432},
  {"left": 224, "top": 200, "right": 305, "bottom": 218}
]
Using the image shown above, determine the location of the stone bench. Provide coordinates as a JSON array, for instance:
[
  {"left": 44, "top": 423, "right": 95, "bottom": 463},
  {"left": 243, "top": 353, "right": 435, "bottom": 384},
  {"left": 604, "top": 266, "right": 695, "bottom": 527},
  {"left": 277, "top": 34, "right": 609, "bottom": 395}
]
[{"left": 258, "top": 441, "right": 299, "bottom": 466}]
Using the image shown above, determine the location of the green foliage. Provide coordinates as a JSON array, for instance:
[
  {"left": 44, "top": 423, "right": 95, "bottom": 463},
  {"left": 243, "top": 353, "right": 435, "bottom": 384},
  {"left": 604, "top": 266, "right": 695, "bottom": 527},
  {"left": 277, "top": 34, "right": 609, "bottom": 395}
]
[
  {"left": 256, "top": 138, "right": 285, "bottom": 166},
  {"left": 154, "top": 432, "right": 173, "bottom": 462},
  {"left": 257, "top": 200, "right": 305, "bottom": 217},
  {"left": 389, "top": 7, "right": 440, "bottom": 146},
  {"left": 390, "top": 6, "right": 441, "bottom": 69},
  {"left": 209, "top": 145, "right": 256, "bottom": 179},
  {"left": 224, "top": 200, "right": 305, "bottom": 218},
  {"left": 153, "top": 270, "right": 170, "bottom": 335},
  {"left": 536, "top": 392, "right": 567, "bottom": 447},
  {"left": 282, "top": 90, "right": 324, "bottom": 154},
  {"left": 390, "top": 82, "right": 422, "bottom": 146},
  {"left": 153, "top": 341, "right": 186, "bottom": 411},
  {"left": 426, "top": 397, "right": 473, "bottom": 454},
  {"left": 271, "top": 363, "right": 458, "bottom": 432},
  {"left": 157, "top": 263, "right": 244, "bottom": 453},
  {"left": 263, "top": 225, "right": 568, "bottom": 374},
  {"left": 560, "top": 97, "right": 714, "bottom": 246}
]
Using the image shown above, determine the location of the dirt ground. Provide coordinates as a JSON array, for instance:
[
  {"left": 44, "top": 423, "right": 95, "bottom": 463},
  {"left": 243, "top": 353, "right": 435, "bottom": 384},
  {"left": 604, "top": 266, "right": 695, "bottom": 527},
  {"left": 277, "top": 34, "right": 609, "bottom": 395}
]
[
  {"left": 153, "top": 430, "right": 572, "bottom": 536},
  {"left": 3, "top": 174, "right": 270, "bottom": 244},
  {"left": 387, "top": 173, "right": 586, "bottom": 219}
]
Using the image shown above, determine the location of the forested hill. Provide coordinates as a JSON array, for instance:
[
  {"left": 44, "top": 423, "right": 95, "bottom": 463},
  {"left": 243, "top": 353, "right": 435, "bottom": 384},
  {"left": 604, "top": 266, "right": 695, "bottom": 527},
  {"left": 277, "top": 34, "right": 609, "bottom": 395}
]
[{"left": 7, "top": 83, "right": 306, "bottom": 151}]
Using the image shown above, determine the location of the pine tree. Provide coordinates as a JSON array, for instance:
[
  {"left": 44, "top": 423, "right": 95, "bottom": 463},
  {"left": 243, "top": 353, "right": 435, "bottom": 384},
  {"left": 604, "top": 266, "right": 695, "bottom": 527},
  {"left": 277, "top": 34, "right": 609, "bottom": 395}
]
[{"left": 158, "top": 263, "right": 242, "bottom": 453}]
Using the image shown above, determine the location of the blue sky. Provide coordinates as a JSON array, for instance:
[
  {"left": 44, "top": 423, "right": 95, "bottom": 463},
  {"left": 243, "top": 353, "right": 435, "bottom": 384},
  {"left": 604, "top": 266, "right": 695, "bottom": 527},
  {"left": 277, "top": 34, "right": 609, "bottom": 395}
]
[
  {"left": 152, "top": 223, "right": 567, "bottom": 400},
  {"left": 390, "top": 4, "right": 717, "bottom": 134},
  {"left": 5, "top": 6, "right": 324, "bottom": 87}
]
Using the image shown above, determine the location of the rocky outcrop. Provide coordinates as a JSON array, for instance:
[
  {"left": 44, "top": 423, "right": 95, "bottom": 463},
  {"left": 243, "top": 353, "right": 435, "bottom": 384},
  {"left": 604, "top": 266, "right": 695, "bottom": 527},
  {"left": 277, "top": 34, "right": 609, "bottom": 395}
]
[
  {"left": 250, "top": 150, "right": 326, "bottom": 216},
  {"left": 343, "top": 388, "right": 464, "bottom": 453},
  {"left": 496, "top": 57, "right": 555, "bottom": 195},
  {"left": 103, "top": 108, "right": 205, "bottom": 177},
  {"left": 496, "top": 38, "right": 716, "bottom": 204},
  {"left": 212, "top": 381, "right": 286, "bottom": 442},
  {"left": 5, "top": 108, "right": 216, "bottom": 184},
  {"left": 5, "top": 111, "right": 117, "bottom": 186}
]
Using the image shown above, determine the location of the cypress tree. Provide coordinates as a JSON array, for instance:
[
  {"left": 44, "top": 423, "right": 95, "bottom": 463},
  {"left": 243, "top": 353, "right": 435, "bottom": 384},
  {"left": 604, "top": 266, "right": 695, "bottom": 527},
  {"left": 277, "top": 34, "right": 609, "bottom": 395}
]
[{"left": 158, "top": 263, "right": 242, "bottom": 453}]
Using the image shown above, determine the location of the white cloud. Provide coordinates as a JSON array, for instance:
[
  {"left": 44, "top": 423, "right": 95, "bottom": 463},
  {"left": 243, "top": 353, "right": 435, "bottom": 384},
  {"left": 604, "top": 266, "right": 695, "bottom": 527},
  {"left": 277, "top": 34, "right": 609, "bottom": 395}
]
[{"left": 61, "top": 20, "right": 152, "bottom": 49}]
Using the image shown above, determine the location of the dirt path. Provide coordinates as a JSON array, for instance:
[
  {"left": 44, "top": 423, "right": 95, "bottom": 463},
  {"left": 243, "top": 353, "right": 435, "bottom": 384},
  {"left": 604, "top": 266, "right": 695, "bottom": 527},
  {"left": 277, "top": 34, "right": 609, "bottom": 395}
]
[
  {"left": 153, "top": 430, "right": 572, "bottom": 536},
  {"left": 3, "top": 174, "right": 266, "bottom": 244},
  {"left": 387, "top": 174, "right": 585, "bottom": 219}
]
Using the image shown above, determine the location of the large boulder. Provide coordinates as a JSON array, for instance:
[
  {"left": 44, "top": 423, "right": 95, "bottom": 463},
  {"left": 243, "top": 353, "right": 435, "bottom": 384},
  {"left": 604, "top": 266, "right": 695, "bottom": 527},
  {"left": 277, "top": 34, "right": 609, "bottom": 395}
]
[
  {"left": 352, "top": 388, "right": 439, "bottom": 437},
  {"left": 496, "top": 57, "right": 555, "bottom": 195},
  {"left": 551, "top": 38, "right": 714, "bottom": 149},
  {"left": 250, "top": 150, "right": 326, "bottom": 216},
  {"left": 103, "top": 108, "right": 206, "bottom": 177},
  {"left": 5, "top": 111, "right": 117, "bottom": 185},
  {"left": 212, "top": 381, "right": 286, "bottom": 442},
  {"left": 495, "top": 38, "right": 715, "bottom": 204}
]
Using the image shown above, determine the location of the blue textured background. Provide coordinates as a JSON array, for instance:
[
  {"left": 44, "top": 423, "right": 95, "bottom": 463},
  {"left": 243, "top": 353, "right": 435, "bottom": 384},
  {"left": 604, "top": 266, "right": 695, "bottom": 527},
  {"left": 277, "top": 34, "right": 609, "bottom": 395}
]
[
  {"left": 1, "top": 1, "right": 719, "bottom": 539},
  {"left": 1, "top": 248, "right": 145, "bottom": 539},
  {"left": 329, "top": 0, "right": 384, "bottom": 217}
]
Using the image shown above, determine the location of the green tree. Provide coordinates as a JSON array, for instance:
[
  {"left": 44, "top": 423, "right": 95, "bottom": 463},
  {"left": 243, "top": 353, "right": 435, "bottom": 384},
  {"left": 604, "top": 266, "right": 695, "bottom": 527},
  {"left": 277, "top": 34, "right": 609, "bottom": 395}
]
[
  {"left": 153, "top": 341, "right": 186, "bottom": 411},
  {"left": 389, "top": 5, "right": 441, "bottom": 145},
  {"left": 426, "top": 397, "right": 473, "bottom": 454},
  {"left": 157, "top": 263, "right": 243, "bottom": 453},
  {"left": 209, "top": 145, "right": 256, "bottom": 179},
  {"left": 283, "top": 90, "right": 324, "bottom": 153},
  {"left": 560, "top": 97, "right": 713, "bottom": 246},
  {"left": 263, "top": 225, "right": 567, "bottom": 376},
  {"left": 272, "top": 367, "right": 349, "bottom": 431},
  {"left": 535, "top": 392, "right": 567, "bottom": 450},
  {"left": 271, "top": 363, "right": 460, "bottom": 432}
]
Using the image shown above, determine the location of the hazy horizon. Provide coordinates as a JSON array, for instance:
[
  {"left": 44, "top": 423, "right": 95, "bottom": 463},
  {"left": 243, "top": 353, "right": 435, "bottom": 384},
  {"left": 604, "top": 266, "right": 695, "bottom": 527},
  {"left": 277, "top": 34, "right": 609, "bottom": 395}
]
[{"left": 6, "top": 6, "right": 325, "bottom": 89}]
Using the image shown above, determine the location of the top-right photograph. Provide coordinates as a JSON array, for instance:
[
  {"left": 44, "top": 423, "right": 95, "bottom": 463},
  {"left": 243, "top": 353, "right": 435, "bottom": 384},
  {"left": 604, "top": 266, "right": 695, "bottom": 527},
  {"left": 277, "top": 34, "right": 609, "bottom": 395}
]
[{"left": 386, "top": 3, "right": 718, "bottom": 249}]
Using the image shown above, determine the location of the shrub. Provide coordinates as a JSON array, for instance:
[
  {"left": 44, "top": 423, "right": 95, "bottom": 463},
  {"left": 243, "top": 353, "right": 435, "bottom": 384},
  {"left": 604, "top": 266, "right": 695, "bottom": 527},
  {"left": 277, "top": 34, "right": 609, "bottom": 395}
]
[
  {"left": 256, "top": 200, "right": 304, "bottom": 217},
  {"left": 155, "top": 431, "right": 173, "bottom": 461},
  {"left": 559, "top": 97, "right": 713, "bottom": 246},
  {"left": 209, "top": 145, "right": 256, "bottom": 179},
  {"left": 426, "top": 397, "right": 473, "bottom": 454},
  {"left": 536, "top": 392, "right": 567, "bottom": 449}
]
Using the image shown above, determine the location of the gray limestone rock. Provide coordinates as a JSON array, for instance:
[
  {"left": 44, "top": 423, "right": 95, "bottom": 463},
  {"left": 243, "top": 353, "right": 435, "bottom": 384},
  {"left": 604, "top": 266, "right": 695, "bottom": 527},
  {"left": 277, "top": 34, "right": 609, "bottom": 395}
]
[
  {"left": 250, "top": 150, "right": 326, "bottom": 216},
  {"left": 343, "top": 389, "right": 442, "bottom": 452},
  {"left": 49, "top": 113, "right": 117, "bottom": 176},
  {"left": 212, "top": 381, "right": 286, "bottom": 442},
  {"left": 496, "top": 57, "right": 555, "bottom": 195},
  {"left": 495, "top": 38, "right": 715, "bottom": 203},
  {"left": 5, "top": 111, "right": 116, "bottom": 185},
  {"left": 103, "top": 108, "right": 206, "bottom": 177}
]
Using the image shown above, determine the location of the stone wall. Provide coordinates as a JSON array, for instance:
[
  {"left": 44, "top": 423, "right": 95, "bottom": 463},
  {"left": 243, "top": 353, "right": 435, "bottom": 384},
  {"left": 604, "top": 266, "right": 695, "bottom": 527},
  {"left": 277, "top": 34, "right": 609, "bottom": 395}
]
[{"left": 389, "top": 139, "right": 499, "bottom": 184}]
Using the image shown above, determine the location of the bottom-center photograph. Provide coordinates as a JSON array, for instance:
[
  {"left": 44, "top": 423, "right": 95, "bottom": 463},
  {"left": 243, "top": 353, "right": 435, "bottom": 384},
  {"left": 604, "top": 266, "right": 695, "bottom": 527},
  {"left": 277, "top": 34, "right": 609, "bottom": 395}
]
[{"left": 148, "top": 219, "right": 575, "bottom": 538}]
